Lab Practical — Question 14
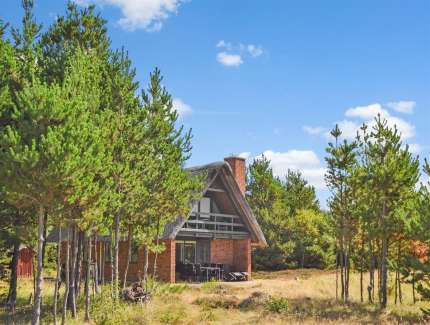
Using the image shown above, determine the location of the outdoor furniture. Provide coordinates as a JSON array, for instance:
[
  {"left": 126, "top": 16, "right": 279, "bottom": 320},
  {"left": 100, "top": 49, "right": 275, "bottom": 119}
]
[{"left": 200, "top": 265, "right": 221, "bottom": 281}]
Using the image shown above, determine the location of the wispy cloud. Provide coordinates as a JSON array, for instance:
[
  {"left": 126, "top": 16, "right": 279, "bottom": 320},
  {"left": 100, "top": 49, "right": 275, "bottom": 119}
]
[
  {"left": 172, "top": 98, "right": 192, "bottom": 117},
  {"left": 303, "top": 126, "right": 329, "bottom": 137},
  {"left": 386, "top": 101, "right": 416, "bottom": 114},
  {"left": 76, "top": 0, "right": 189, "bottom": 31},
  {"left": 215, "top": 40, "right": 263, "bottom": 67}
]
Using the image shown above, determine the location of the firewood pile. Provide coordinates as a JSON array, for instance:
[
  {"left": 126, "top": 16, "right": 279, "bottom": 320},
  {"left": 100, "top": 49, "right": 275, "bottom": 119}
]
[{"left": 122, "top": 282, "right": 151, "bottom": 303}]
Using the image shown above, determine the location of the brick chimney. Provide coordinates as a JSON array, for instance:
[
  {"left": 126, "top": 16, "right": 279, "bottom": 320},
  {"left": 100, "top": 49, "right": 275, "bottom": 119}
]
[{"left": 224, "top": 156, "right": 246, "bottom": 195}]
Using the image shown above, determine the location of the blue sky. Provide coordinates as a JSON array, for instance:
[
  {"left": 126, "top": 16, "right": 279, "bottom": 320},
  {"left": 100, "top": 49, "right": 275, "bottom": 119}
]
[{"left": 2, "top": 0, "right": 429, "bottom": 206}]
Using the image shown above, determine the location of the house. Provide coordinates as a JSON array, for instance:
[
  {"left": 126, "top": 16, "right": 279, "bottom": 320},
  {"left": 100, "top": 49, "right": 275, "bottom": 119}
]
[{"left": 49, "top": 156, "right": 267, "bottom": 283}]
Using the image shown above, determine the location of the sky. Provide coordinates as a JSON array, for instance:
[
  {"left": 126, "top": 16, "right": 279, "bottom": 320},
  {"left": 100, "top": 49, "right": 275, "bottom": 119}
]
[{"left": 2, "top": 0, "right": 430, "bottom": 207}]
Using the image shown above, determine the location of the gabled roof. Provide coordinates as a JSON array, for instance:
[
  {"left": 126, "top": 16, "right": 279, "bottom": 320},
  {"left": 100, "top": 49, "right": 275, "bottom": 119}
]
[{"left": 162, "top": 161, "right": 267, "bottom": 247}]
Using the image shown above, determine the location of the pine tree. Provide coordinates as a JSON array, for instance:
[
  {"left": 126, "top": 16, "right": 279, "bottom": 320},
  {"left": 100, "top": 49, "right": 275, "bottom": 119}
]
[
  {"left": 359, "top": 116, "right": 420, "bottom": 308},
  {"left": 325, "top": 124, "right": 358, "bottom": 303}
]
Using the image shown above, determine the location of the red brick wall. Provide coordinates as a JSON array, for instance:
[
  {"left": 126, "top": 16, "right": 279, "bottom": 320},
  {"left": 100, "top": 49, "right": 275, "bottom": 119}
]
[
  {"left": 233, "top": 239, "right": 252, "bottom": 279},
  {"left": 210, "top": 238, "right": 251, "bottom": 279},
  {"left": 210, "top": 240, "right": 234, "bottom": 265},
  {"left": 62, "top": 239, "right": 176, "bottom": 283},
  {"left": 224, "top": 156, "right": 246, "bottom": 194},
  {"left": 61, "top": 238, "right": 251, "bottom": 282}
]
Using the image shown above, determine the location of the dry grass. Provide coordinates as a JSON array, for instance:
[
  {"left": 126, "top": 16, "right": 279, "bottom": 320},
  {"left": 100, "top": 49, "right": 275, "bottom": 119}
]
[{"left": 0, "top": 269, "right": 428, "bottom": 324}]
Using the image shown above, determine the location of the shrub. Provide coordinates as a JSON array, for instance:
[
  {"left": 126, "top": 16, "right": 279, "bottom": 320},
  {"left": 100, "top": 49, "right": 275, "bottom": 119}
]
[
  {"left": 194, "top": 295, "right": 239, "bottom": 309},
  {"left": 90, "top": 290, "right": 142, "bottom": 325},
  {"left": 159, "top": 308, "right": 185, "bottom": 324},
  {"left": 239, "top": 291, "right": 269, "bottom": 310},
  {"left": 266, "top": 296, "right": 289, "bottom": 313},
  {"left": 200, "top": 307, "right": 216, "bottom": 322},
  {"left": 201, "top": 279, "right": 218, "bottom": 292}
]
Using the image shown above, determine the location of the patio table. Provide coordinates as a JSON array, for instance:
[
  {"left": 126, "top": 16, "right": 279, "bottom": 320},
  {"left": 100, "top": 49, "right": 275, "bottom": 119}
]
[{"left": 200, "top": 266, "right": 221, "bottom": 281}]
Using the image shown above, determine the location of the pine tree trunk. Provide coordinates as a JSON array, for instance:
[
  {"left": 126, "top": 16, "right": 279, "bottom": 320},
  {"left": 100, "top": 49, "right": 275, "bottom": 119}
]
[
  {"left": 7, "top": 240, "right": 20, "bottom": 315},
  {"left": 143, "top": 245, "right": 149, "bottom": 289},
  {"left": 53, "top": 228, "right": 61, "bottom": 325},
  {"left": 75, "top": 231, "right": 84, "bottom": 297},
  {"left": 101, "top": 241, "right": 105, "bottom": 288},
  {"left": 41, "top": 212, "right": 48, "bottom": 268},
  {"left": 109, "top": 231, "right": 114, "bottom": 297},
  {"left": 93, "top": 234, "right": 99, "bottom": 294},
  {"left": 84, "top": 234, "right": 91, "bottom": 322},
  {"left": 335, "top": 251, "right": 339, "bottom": 301},
  {"left": 398, "top": 273, "right": 403, "bottom": 304},
  {"left": 113, "top": 214, "right": 120, "bottom": 300},
  {"left": 345, "top": 246, "right": 350, "bottom": 302},
  {"left": 394, "top": 270, "right": 398, "bottom": 305},
  {"left": 360, "top": 234, "right": 364, "bottom": 303},
  {"left": 152, "top": 216, "right": 161, "bottom": 282},
  {"left": 397, "top": 241, "right": 402, "bottom": 304},
  {"left": 32, "top": 206, "right": 45, "bottom": 325},
  {"left": 371, "top": 252, "right": 375, "bottom": 302},
  {"left": 360, "top": 267, "right": 363, "bottom": 303},
  {"left": 62, "top": 228, "right": 70, "bottom": 325},
  {"left": 412, "top": 272, "right": 416, "bottom": 304},
  {"left": 123, "top": 226, "right": 132, "bottom": 290},
  {"left": 368, "top": 251, "right": 374, "bottom": 304},
  {"left": 68, "top": 225, "right": 78, "bottom": 317},
  {"left": 380, "top": 236, "right": 388, "bottom": 308},
  {"left": 340, "top": 243, "right": 345, "bottom": 302}
]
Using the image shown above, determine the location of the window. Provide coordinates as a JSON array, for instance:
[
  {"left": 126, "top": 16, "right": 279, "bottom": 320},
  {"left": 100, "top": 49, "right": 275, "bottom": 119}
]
[
  {"left": 130, "top": 241, "right": 139, "bottom": 263},
  {"left": 104, "top": 242, "right": 111, "bottom": 263},
  {"left": 176, "top": 241, "right": 196, "bottom": 264},
  {"left": 176, "top": 240, "right": 210, "bottom": 264},
  {"left": 196, "top": 241, "right": 210, "bottom": 264}
]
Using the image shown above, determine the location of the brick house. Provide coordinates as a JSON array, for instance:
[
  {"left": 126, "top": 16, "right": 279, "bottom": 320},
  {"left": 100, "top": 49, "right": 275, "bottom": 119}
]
[{"left": 49, "top": 156, "right": 266, "bottom": 283}]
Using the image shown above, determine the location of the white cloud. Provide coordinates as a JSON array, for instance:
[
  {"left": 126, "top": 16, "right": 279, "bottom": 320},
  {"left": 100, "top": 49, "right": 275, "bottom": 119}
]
[
  {"left": 76, "top": 0, "right": 188, "bottom": 31},
  {"left": 408, "top": 143, "right": 423, "bottom": 154},
  {"left": 216, "top": 52, "right": 243, "bottom": 67},
  {"left": 306, "top": 102, "right": 416, "bottom": 141},
  {"left": 337, "top": 120, "right": 362, "bottom": 139},
  {"left": 255, "top": 150, "right": 326, "bottom": 189},
  {"left": 172, "top": 98, "right": 192, "bottom": 116},
  {"left": 386, "top": 101, "right": 416, "bottom": 114},
  {"left": 216, "top": 40, "right": 231, "bottom": 50},
  {"left": 345, "top": 103, "right": 389, "bottom": 120},
  {"left": 303, "top": 126, "right": 329, "bottom": 136},
  {"left": 215, "top": 41, "right": 263, "bottom": 67},
  {"left": 247, "top": 44, "right": 263, "bottom": 57}
]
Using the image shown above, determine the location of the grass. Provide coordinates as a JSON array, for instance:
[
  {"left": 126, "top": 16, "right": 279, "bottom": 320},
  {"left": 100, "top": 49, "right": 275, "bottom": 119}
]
[{"left": 0, "top": 269, "right": 428, "bottom": 324}]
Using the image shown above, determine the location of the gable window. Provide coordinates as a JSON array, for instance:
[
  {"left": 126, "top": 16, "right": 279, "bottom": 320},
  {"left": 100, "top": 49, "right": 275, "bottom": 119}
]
[{"left": 198, "top": 197, "right": 211, "bottom": 219}]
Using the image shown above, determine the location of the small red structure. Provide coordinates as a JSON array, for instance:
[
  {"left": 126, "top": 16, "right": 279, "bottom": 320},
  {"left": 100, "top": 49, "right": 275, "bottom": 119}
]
[{"left": 17, "top": 246, "right": 33, "bottom": 278}]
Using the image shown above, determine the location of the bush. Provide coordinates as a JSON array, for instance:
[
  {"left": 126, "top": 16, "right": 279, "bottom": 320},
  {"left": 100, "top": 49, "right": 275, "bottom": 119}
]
[
  {"left": 90, "top": 290, "right": 143, "bottom": 325},
  {"left": 159, "top": 308, "right": 185, "bottom": 324},
  {"left": 194, "top": 295, "right": 239, "bottom": 309},
  {"left": 201, "top": 279, "right": 218, "bottom": 292},
  {"left": 266, "top": 296, "right": 289, "bottom": 313}
]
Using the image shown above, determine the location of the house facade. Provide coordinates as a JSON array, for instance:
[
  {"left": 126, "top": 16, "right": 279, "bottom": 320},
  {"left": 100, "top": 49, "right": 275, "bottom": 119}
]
[{"left": 51, "top": 156, "right": 266, "bottom": 283}]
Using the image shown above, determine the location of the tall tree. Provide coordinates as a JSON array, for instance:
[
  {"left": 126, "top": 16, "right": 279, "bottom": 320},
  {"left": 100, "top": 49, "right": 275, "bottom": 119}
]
[
  {"left": 325, "top": 124, "right": 358, "bottom": 303},
  {"left": 360, "top": 116, "right": 419, "bottom": 308}
]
